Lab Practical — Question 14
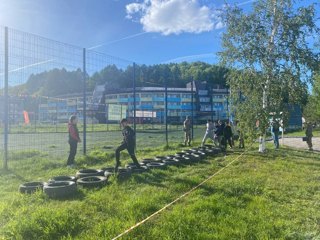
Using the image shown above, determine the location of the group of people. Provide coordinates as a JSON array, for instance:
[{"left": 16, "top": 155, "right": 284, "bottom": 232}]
[
  {"left": 270, "top": 119, "right": 314, "bottom": 151},
  {"left": 67, "top": 115, "right": 244, "bottom": 170},
  {"left": 200, "top": 119, "right": 244, "bottom": 152}
]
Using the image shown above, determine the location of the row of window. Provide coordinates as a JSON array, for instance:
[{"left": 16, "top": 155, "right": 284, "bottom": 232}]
[{"left": 106, "top": 93, "right": 193, "bottom": 99}]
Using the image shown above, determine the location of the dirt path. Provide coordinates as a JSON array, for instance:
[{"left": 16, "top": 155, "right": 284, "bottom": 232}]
[{"left": 280, "top": 137, "right": 320, "bottom": 151}]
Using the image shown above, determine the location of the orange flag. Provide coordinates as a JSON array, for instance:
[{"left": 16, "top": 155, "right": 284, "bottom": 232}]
[{"left": 23, "top": 111, "right": 30, "bottom": 124}]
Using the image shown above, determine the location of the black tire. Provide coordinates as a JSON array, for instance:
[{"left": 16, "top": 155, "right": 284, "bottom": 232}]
[
  {"left": 127, "top": 165, "right": 149, "bottom": 174},
  {"left": 77, "top": 176, "right": 108, "bottom": 188},
  {"left": 44, "top": 181, "right": 77, "bottom": 198},
  {"left": 173, "top": 156, "right": 184, "bottom": 162},
  {"left": 163, "top": 159, "right": 179, "bottom": 166},
  {"left": 182, "top": 156, "right": 191, "bottom": 163},
  {"left": 175, "top": 152, "right": 184, "bottom": 157},
  {"left": 191, "top": 154, "right": 201, "bottom": 161},
  {"left": 117, "top": 167, "right": 132, "bottom": 178},
  {"left": 48, "top": 176, "right": 76, "bottom": 183},
  {"left": 76, "top": 169, "right": 104, "bottom": 179},
  {"left": 146, "top": 162, "right": 166, "bottom": 169},
  {"left": 141, "top": 158, "right": 155, "bottom": 164},
  {"left": 154, "top": 156, "right": 166, "bottom": 162},
  {"left": 101, "top": 167, "right": 115, "bottom": 172},
  {"left": 189, "top": 148, "right": 199, "bottom": 152},
  {"left": 19, "top": 181, "right": 44, "bottom": 194},
  {"left": 195, "top": 151, "right": 206, "bottom": 159}
]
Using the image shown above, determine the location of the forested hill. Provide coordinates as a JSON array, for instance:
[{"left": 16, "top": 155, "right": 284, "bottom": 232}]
[{"left": 11, "top": 62, "right": 228, "bottom": 97}]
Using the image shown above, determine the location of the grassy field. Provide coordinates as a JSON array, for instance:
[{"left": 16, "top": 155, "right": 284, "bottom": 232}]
[
  {"left": 0, "top": 137, "right": 319, "bottom": 239},
  {"left": 0, "top": 124, "right": 203, "bottom": 159}
]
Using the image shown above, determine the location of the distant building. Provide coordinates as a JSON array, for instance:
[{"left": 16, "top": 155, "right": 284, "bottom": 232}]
[{"left": 93, "top": 81, "right": 230, "bottom": 123}]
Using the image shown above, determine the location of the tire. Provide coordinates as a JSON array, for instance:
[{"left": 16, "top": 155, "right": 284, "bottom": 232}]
[
  {"left": 163, "top": 159, "right": 179, "bottom": 166},
  {"left": 191, "top": 154, "right": 201, "bottom": 161},
  {"left": 175, "top": 152, "right": 184, "bottom": 157},
  {"left": 44, "top": 181, "right": 77, "bottom": 198},
  {"left": 146, "top": 162, "right": 166, "bottom": 169},
  {"left": 76, "top": 169, "right": 104, "bottom": 179},
  {"left": 127, "top": 165, "right": 149, "bottom": 174},
  {"left": 19, "top": 181, "right": 44, "bottom": 194},
  {"left": 48, "top": 176, "right": 76, "bottom": 183},
  {"left": 117, "top": 167, "right": 132, "bottom": 178},
  {"left": 101, "top": 167, "right": 115, "bottom": 172},
  {"left": 141, "top": 159, "right": 155, "bottom": 164},
  {"left": 182, "top": 156, "right": 191, "bottom": 163},
  {"left": 195, "top": 151, "right": 206, "bottom": 159},
  {"left": 154, "top": 156, "right": 166, "bottom": 162},
  {"left": 189, "top": 148, "right": 199, "bottom": 152},
  {"left": 173, "top": 156, "right": 184, "bottom": 162},
  {"left": 77, "top": 176, "right": 108, "bottom": 188}
]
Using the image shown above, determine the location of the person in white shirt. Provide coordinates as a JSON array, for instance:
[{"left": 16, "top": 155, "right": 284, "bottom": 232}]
[{"left": 201, "top": 119, "right": 215, "bottom": 147}]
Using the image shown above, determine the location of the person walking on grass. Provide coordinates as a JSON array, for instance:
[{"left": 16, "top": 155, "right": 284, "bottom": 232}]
[
  {"left": 223, "top": 121, "right": 234, "bottom": 149},
  {"left": 115, "top": 118, "right": 141, "bottom": 173},
  {"left": 271, "top": 120, "right": 280, "bottom": 149},
  {"left": 183, "top": 116, "right": 192, "bottom": 146},
  {"left": 67, "top": 115, "right": 81, "bottom": 168},
  {"left": 305, "top": 122, "right": 313, "bottom": 151},
  {"left": 238, "top": 129, "right": 245, "bottom": 148},
  {"left": 215, "top": 120, "right": 225, "bottom": 147},
  {"left": 201, "top": 119, "right": 215, "bottom": 147}
]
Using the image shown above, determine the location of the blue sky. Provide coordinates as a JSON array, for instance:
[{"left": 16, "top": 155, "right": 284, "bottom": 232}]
[{"left": 0, "top": 0, "right": 318, "bottom": 66}]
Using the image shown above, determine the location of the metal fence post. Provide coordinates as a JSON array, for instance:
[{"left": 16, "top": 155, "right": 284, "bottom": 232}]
[
  {"left": 133, "top": 62, "right": 136, "bottom": 135},
  {"left": 83, "top": 48, "right": 87, "bottom": 155},
  {"left": 3, "top": 27, "right": 8, "bottom": 170},
  {"left": 191, "top": 80, "right": 194, "bottom": 141},
  {"left": 165, "top": 77, "right": 168, "bottom": 146}
]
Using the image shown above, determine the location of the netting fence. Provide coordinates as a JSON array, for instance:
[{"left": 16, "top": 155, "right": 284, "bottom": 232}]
[{"left": 0, "top": 26, "right": 205, "bottom": 169}]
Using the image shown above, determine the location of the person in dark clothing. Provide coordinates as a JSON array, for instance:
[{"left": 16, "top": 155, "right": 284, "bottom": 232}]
[
  {"left": 67, "top": 115, "right": 81, "bottom": 167},
  {"left": 115, "top": 118, "right": 141, "bottom": 172},
  {"left": 271, "top": 120, "right": 280, "bottom": 149},
  {"left": 224, "top": 122, "right": 234, "bottom": 148},
  {"left": 215, "top": 120, "right": 225, "bottom": 147},
  {"left": 305, "top": 122, "right": 313, "bottom": 151},
  {"left": 238, "top": 129, "right": 245, "bottom": 148}
]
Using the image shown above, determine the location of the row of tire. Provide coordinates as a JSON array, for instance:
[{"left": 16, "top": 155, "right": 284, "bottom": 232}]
[{"left": 19, "top": 145, "right": 221, "bottom": 199}]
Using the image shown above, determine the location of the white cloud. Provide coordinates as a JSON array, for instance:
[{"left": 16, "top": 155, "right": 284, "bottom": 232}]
[{"left": 126, "top": 0, "right": 223, "bottom": 35}]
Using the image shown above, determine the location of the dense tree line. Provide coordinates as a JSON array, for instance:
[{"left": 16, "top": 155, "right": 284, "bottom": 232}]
[{"left": 10, "top": 62, "right": 228, "bottom": 97}]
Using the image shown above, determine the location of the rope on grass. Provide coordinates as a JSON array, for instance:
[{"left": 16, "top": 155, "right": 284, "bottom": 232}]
[{"left": 111, "top": 148, "right": 249, "bottom": 240}]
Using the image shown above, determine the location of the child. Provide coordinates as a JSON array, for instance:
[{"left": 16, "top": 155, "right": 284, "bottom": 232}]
[
  {"left": 115, "top": 118, "right": 141, "bottom": 172},
  {"left": 67, "top": 115, "right": 81, "bottom": 167}
]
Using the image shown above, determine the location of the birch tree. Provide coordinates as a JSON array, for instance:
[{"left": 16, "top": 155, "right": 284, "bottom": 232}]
[{"left": 219, "top": 0, "right": 319, "bottom": 151}]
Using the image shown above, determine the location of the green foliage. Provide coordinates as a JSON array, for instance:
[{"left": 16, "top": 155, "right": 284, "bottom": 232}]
[
  {"left": 220, "top": 0, "right": 319, "bottom": 137},
  {"left": 303, "top": 73, "right": 320, "bottom": 122},
  {"left": 10, "top": 62, "right": 228, "bottom": 97}
]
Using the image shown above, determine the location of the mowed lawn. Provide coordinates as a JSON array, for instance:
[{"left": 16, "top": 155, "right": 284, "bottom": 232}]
[{"left": 0, "top": 140, "right": 319, "bottom": 239}]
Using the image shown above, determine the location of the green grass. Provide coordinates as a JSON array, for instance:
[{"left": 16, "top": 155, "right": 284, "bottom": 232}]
[
  {"left": 0, "top": 139, "right": 320, "bottom": 239},
  {"left": 0, "top": 124, "right": 204, "bottom": 160}
]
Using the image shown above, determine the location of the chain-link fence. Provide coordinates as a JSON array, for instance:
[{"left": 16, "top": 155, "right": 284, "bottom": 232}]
[{"left": 1, "top": 26, "right": 207, "bottom": 169}]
